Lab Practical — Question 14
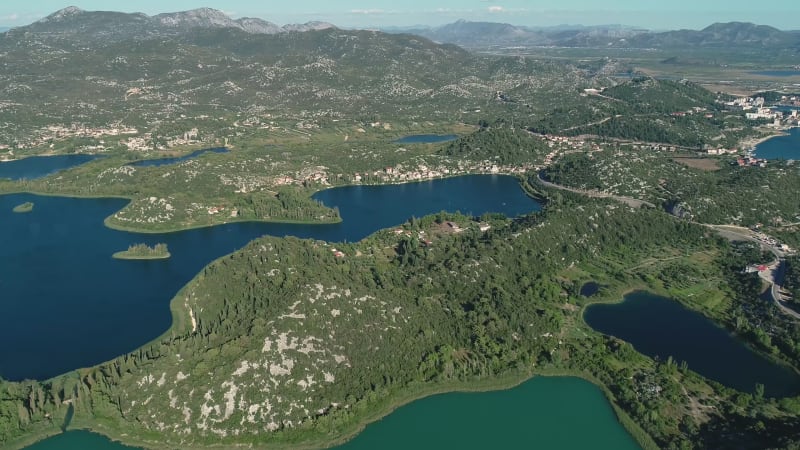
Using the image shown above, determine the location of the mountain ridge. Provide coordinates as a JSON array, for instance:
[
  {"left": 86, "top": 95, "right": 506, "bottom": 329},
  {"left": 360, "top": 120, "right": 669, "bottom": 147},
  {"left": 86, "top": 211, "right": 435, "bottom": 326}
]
[
  {"left": 391, "top": 19, "right": 800, "bottom": 50},
  {"left": 20, "top": 6, "right": 335, "bottom": 39}
]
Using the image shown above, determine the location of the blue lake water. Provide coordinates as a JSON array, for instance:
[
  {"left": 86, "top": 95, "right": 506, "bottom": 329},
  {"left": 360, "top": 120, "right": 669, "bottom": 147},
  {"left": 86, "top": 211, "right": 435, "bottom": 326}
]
[
  {"left": 0, "top": 155, "right": 101, "bottom": 180},
  {"left": 584, "top": 291, "right": 800, "bottom": 398},
  {"left": 394, "top": 134, "right": 458, "bottom": 144},
  {"left": 754, "top": 127, "right": 800, "bottom": 160},
  {"left": 0, "top": 175, "right": 540, "bottom": 381},
  {"left": 750, "top": 70, "right": 800, "bottom": 77},
  {"left": 128, "top": 147, "right": 229, "bottom": 167}
]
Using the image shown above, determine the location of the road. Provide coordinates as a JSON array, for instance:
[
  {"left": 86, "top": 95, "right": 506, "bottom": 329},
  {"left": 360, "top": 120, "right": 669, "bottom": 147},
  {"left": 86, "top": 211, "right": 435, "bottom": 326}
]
[
  {"left": 704, "top": 224, "right": 800, "bottom": 320},
  {"left": 535, "top": 171, "right": 656, "bottom": 209}
]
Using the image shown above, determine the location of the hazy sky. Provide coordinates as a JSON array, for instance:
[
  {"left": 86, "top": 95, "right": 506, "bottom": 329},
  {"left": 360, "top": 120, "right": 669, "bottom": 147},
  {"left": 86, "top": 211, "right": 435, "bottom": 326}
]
[{"left": 1, "top": 0, "right": 798, "bottom": 30}]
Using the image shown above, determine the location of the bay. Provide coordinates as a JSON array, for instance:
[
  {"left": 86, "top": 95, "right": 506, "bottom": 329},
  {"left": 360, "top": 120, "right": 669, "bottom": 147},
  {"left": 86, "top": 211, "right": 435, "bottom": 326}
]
[
  {"left": 754, "top": 127, "right": 800, "bottom": 160},
  {"left": 0, "top": 155, "right": 101, "bottom": 181}
]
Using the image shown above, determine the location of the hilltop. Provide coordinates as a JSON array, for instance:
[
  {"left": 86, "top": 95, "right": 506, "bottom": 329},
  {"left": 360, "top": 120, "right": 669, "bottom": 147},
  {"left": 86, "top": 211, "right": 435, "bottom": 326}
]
[{"left": 526, "top": 77, "right": 753, "bottom": 148}]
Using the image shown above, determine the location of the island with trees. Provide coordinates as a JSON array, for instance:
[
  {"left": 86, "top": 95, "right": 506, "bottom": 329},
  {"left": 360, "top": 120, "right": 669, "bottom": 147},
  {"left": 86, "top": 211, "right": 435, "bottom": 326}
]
[{"left": 112, "top": 243, "right": 170, "bottom": 260}]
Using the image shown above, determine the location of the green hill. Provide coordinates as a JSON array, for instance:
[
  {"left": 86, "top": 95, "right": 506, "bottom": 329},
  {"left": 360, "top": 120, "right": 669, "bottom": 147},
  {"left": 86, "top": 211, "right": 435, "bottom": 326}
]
[
  {"left": 527, "top": 77, "right": 749, "bottom": 147},
  {"left": 439, "top": 127, "right": 551, "bottom": 165}
]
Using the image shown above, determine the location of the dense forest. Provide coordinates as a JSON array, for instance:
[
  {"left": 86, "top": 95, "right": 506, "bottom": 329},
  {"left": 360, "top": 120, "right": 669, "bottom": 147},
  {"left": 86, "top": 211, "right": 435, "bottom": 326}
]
[
  {"left": 439, "top": 126, "right": 551, "bottom": 165},
  {"left": 785, "top": 257, "right": 800, "bottom": 310}
]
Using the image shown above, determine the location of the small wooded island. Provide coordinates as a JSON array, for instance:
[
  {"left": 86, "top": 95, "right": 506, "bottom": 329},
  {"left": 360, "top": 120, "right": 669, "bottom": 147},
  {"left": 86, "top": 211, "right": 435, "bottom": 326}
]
[
  {"left": 112, "top": 243, "right": 170, "bottom": 260},
  {"left": 12, "top": 202, "right": 33, "bottom": 213}
]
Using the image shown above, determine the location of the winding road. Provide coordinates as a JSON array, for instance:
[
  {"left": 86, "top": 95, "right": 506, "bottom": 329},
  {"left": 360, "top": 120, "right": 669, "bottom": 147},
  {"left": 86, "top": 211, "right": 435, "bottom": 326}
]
[{"left": 704, "top": 225, "right": 800, "bottom": 320}]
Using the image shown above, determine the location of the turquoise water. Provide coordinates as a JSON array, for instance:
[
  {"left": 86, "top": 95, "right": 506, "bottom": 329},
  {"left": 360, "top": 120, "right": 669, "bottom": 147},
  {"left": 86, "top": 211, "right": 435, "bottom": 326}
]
[
  {"left": 27, "top": 377, "right": 640, "bottom": 450},
  {"left": 394, "top": 134, "right": 458, "bottom": 144},
  {"left": 754, "top": 127, "right": 800, "bottom": 160},
  {"left": 25, "top": 431, "right": 136, "bottom": 450},
  {"left": 128, "top": 147, "right": 229, "bottom": 167},
  {"left": 0, "top": 175, "right": 540, "bottom": 381},
  {"left": 335, "top": 377, "right": 640, "bottom": 450},
  {"left": 0, "top": 154, "right": 101, "bottom": 180},
  {"left": 584, "top": 291, "right": 800, "bottom": 398}
]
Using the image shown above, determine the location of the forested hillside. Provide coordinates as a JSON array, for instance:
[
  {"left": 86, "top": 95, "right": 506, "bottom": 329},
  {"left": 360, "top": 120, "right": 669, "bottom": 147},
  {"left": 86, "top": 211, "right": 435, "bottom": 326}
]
[
  {"left": 544, "top": 149, "right": 800, "bottom": 227},
  {"left": 439, "top": 126, "right": 551, "bottom": 165},
  {"left": 527, "top": 78, "right": 753, "bottom": 148},
  {"left": 3, "top": 191, "right": 800, "bottom": 449}
]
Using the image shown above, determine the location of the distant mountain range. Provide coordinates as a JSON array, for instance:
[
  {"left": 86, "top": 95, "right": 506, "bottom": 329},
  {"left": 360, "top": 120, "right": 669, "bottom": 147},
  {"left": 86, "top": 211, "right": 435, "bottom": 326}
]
[
  {"left": 385, "top": 19, "right": 800, "bottom": 50},
  {"left": 5, "top": 6, "right": 335, "bottom": 43},
  {"left": 0, "top": 5, "right": 547, "bottom": 146},
  {"left": 4, "top": 7, "right": 798, "bottom": 53}
]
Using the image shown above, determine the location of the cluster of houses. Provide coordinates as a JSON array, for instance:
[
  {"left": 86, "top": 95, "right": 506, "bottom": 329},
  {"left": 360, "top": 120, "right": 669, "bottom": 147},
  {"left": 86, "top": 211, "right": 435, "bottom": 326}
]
[
  {"left": 6, "top": 124, "right": 139, "bottom": 151},
  {"left": 735, "top": 156, "right": 768, "bottom": 167},
  {"left": 706, "top": 148, "right": 738, "bottom": 155},
  {"left": 348, "top": 159, "right": 533, "bottom": 186},
  {"left": 726, "top": 96, "right": 800, "bottom": 127},
  {"left": 748, "top": 225, "right": 794, "bottom": 253},
  {"left": 726, "top": 96, "right": 766, "bottom": 109},
  {"left": 669, "top": 106, "right": 714, "bottom": 118},
  {"left": 123, "top": 128, "right": 204, "bottom": 151},
  {"left": 744, "top": 107, "right": 783, "bottom": 121}
]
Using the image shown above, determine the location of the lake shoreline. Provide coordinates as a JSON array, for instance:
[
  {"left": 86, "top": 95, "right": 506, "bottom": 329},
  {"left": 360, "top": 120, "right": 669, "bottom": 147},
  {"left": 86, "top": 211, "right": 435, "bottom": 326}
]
[
  {"left": 14, "top": 372, "right": 655, "bottom": 450},
  {"left": 4, "top": 175, "right": 644, "bottom": 450},
  {"left": 111, "top": 252, "right": 171, "bottom": 260},
  {"left": 737, "top": 129, "right": 788, "bottom": 151},
  {"left": 16, "top": 276, "right": 653, "bottom": 449}
]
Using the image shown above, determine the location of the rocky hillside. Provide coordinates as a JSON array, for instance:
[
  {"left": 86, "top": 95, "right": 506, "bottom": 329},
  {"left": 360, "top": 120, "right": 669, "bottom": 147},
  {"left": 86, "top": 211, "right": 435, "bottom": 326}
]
[
  {"left": 14, "top": 6, "right": 333, "bottom": 42},
  {"left": 0, "top": 8, "right": 582, "bottom": 152}
]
